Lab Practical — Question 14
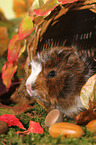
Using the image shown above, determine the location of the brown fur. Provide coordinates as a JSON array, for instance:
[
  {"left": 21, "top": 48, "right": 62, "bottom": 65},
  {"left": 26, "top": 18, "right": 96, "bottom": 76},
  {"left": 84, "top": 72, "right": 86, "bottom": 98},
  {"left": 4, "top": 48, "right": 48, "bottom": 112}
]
[{"left": 26, "top": 46, "right": 91, "bottom": 118}]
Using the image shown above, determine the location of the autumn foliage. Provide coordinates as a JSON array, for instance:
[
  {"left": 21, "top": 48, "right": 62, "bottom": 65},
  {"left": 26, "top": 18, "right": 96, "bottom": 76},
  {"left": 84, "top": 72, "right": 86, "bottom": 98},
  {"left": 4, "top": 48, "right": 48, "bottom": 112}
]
[
  {"left": 2, "top": 0, "right": 78, "bottom": 89},
  {"left": 0, "top": 114, "right": 44, "bottom": 134}
]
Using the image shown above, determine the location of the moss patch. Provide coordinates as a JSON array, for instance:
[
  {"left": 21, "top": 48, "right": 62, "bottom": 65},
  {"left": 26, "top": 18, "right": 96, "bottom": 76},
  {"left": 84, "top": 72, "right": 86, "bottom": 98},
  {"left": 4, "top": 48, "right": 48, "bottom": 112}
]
[{"left": 0, "top": 102, "right": 95, "bottom": 145}]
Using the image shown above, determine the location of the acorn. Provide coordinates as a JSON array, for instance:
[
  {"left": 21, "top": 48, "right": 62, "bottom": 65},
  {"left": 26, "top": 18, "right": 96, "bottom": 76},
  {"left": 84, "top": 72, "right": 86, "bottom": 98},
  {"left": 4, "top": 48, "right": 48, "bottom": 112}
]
[
  {"left": 0, "top": 121, "right": 8, "bottom": 135},
  {"left": 86, "top": 119, "right": 96, "bottom": 133},
  {"left": 49, "top": 122, "right": 84, "bottom": 139}
]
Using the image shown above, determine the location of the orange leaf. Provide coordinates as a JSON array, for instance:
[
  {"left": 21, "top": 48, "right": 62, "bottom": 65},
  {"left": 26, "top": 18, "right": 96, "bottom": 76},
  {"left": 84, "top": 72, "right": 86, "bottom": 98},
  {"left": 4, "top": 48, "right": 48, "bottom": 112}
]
[{"left": 2, "top": 62, "right": 17, "bottom": 88}]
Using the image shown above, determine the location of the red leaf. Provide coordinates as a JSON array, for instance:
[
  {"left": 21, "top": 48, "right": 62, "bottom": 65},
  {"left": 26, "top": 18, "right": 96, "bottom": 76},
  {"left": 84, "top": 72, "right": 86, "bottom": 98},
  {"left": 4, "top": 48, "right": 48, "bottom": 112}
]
[
  {"left": 2, "top": 62, "right": 17, "bottom": 88},
  {"left": 58, "top": 0, "right": 78, "bottom": 4},
  {"left": 28, "top": 121, "right": 44, "bottom": 134},
  {"left": 7, "top": 34, "right": 20, "bottom": 62},
  {"left": 19, "top": 16, "right": 34, "bottom": 40},
  {"left": 16, "top": 121, "right": 44, "bottom": 135},
  {"left": 0, "top": 114, "right": 26, "bottom": 130},
  {"left": 2, "top": 34, "right": 26, "bottom": 88},
  {"left": 33, "top": 0, "right": 57, "bottom": 16}
]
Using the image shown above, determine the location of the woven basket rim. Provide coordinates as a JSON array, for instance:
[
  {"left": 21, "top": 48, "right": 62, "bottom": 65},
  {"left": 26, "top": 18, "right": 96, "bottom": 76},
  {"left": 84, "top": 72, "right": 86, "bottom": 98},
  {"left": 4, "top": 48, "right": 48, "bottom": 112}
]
[{"left": 27, "top": 0, "right": 96, "bottom": 61}]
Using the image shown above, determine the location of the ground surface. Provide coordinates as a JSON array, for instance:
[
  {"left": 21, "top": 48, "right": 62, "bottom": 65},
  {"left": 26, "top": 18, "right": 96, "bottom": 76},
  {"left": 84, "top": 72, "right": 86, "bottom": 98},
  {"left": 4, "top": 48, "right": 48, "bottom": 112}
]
[{"left": 0, "top": 102, "right": 95, "bottom": 145}]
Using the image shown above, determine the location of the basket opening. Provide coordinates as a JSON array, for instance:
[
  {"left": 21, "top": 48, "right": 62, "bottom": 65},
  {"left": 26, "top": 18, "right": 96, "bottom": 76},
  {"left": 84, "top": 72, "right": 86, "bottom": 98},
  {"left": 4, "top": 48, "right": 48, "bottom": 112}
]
[{"left": 37, "top": 9, "right": 96, "bottom": 52}]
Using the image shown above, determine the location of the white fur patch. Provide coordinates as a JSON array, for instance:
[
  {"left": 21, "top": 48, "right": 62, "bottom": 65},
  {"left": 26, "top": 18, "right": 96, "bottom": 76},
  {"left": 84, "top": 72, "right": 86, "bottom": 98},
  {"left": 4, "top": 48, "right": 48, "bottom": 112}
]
[{"left": 26, "top": 60, "right": 42, "bottom": 96}]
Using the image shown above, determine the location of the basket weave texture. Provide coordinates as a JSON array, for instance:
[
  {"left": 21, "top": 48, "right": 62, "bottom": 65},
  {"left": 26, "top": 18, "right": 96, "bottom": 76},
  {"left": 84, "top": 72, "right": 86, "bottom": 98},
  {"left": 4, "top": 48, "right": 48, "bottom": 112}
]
[
  {"left": 27, "top": 0, "right": 96, "bottom": 60},
  {"left": 10, "top": 0, "right": 96, "bottom": 105}
]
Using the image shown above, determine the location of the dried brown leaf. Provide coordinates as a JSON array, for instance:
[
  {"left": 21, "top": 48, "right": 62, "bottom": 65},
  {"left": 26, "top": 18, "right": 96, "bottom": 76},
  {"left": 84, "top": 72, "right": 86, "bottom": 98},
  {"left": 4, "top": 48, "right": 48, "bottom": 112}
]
[{"left": 76, "top": 101, "right": 96, "bottom": 125}]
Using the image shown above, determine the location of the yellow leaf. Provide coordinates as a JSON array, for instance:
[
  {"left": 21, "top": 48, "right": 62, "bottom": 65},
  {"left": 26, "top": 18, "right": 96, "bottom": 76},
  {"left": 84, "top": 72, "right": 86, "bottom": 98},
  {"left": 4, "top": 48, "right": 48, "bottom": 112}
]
[{"left": 80, "top": 74, "right": 96, "bottom": 109}]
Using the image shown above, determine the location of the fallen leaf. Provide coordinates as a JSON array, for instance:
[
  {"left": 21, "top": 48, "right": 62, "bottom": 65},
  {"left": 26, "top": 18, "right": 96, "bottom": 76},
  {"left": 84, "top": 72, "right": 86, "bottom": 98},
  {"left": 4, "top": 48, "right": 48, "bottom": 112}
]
[
  {"left": 0, "top": 103, "right": 33, "bottom": 115},
  {"left": 80, "top": 74, "right": 96, "bottom": 109},
  {"left": 16, "top": 120, "right": 44, "bottom": 135},
  {"left": 0, "top": 114, "right": 26, "bottom": 130},
  {"left": 12, "top": 104, "right": 33, "bottom": 115},
  {"left": 76, "top": 101, "right": 96, "bottom": 125},
  {"left": 28, "top": 121, "right": 44, "bottom": 134}
]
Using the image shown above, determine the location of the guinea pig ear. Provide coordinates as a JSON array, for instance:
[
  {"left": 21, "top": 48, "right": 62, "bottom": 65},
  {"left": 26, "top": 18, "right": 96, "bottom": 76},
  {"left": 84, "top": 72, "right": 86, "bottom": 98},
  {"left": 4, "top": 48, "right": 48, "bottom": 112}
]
[
  {"left": 67, "top": 52, "right": 86, "bottom": 73},
  {"left": 67, "top": 53, "right": 78, "bottom": 64}
]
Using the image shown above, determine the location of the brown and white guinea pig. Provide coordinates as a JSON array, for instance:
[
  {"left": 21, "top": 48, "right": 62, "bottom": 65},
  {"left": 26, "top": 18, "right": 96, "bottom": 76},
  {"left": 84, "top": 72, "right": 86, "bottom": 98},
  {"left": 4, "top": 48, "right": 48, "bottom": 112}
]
[{"left": 26, "top": 45, "right": 95, "bottom": 118}]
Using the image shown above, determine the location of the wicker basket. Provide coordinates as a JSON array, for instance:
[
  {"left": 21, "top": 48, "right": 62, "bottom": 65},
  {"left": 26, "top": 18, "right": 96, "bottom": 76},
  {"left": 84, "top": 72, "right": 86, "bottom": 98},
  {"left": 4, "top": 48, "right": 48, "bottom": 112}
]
[
  {"left": 11, "top": 0, "right": 96, "bottom": 104},
  {"left": 27, "top": 0, "right": 96, "bottom": 58}
]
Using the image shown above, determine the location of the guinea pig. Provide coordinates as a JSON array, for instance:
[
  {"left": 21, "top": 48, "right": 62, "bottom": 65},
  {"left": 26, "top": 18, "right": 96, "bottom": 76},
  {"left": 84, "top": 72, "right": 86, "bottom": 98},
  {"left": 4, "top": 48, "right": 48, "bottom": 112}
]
[{"left": 26, "top": 45, "right": 95, "bottom": 118}]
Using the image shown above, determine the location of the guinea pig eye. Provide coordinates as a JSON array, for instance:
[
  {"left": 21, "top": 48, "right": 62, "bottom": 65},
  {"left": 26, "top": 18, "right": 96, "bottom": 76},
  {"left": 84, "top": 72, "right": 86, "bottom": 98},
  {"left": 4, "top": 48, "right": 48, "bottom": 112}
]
[{"left": 48, "top": 70, "right": 57, "bottom": 78}]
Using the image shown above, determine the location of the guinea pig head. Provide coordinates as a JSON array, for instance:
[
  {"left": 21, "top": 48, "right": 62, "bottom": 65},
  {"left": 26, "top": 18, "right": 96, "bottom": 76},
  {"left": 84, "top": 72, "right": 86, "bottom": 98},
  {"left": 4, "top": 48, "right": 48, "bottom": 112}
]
[{"left": 26, "top": 46, "right": 86, "bottom": 118}]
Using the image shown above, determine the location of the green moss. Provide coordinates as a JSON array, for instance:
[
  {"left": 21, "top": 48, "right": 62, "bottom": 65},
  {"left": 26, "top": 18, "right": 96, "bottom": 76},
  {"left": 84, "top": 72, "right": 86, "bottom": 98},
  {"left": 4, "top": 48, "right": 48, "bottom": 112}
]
[
  {"left": 0, "top": 108, "right": 15, "bottom": 116},
  {"left": 0, "top": 102, "right": 96, "bottom": 145}
]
